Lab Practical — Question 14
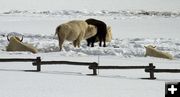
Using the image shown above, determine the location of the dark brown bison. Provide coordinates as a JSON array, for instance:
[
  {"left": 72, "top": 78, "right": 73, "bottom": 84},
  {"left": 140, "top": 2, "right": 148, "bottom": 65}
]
[{"left": 85, "top": 18, "right": 107, "bottom": 47}]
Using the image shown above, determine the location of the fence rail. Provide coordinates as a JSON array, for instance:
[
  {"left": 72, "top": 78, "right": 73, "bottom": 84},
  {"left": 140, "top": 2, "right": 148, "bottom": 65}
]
[
  {"left": 145, "top": 69, "right": 180, "bottom": 73},
  {"left": 89, "top": 65, "right": 153, "bottom": 69},
  {"left": 32, "top": 57, "right": 98, "bottom": 72},
  {"left": 0, "top": 58, "right": 37, "bottom": 62},
  {"left": 89, "top": 63, "right": 155, "bottom": 79},
  {"left": 145, "top": 64, "right": 180, "bottom": 79},
  {"left": 33, "top": 61, "right": 97, "bottom": 66},
  {"left": 1, "top": 57, "right": 180, "bottom": 79}
]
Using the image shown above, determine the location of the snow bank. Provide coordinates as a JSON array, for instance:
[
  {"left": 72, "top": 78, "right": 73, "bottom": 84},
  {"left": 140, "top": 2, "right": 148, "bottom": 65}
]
[
  {"left": 1, "top": 33, "right": 180, "bottom": 58},
  {"left": 1, "top": 10, "right": 180, "bottom": 18}
]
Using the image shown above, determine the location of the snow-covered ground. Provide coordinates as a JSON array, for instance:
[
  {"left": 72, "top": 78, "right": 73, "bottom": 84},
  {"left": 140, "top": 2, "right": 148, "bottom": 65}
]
[
  {"left": 0, "top": 0, "right": 180, "bottom": 12},
  {"left": 1, "top": 0, "right": 180, "bottom": 97}
]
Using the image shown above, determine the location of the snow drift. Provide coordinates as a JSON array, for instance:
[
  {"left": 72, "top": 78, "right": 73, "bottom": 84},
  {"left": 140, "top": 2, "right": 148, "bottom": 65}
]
[{"left": 1, "top": 33, "right": 180, "bottom": 59}]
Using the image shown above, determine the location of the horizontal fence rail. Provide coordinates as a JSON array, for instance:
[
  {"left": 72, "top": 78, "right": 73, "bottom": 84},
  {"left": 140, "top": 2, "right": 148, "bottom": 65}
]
[
  {"left": 1, "top": 57, "right": 180, "bottom": 80},
  {"left": 89, "top": 63, "right": 155, "bottom": 78},
  {"left": 33, "top": 61, "right": 97, "bottom": 66},
  {"left": 89, "top": 66, "right": 153, "bottom": 69},
  {"left": 32, "top": 57, "right": 98, "bottom": 72},
  {"left": 145, "top": 64, "right": 180, "bottom": 79},
  {"left": 0, "top": 58, "right": 37, "bottom": 62},
  {"left": 145, "top": 69, "right": 180, "bottom": 73},
  {"left": 0, "top": 57, "right": 40, "bottom": 72}
]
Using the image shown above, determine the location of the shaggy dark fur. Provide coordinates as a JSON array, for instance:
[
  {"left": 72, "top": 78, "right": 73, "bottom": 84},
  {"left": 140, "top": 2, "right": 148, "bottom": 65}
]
[{"left": 85, "top": 18, "right": 107, "bottom": 47}]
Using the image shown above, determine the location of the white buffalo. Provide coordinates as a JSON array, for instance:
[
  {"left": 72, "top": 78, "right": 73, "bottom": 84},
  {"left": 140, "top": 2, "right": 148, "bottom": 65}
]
[
  {"left": 144, "top": 45, "right": 173, "bottom": 60},
  {"left": 6, "top": 36, "right": 38, "bottom": 54},
  {"left": 55, "top": 20, "right": 97, "bottom": 51}
]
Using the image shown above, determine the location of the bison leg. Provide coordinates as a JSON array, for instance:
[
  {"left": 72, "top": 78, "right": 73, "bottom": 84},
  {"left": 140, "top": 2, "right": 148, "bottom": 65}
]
[
  {"left": 99, "top": 38, "right": 106, "bottom": 47},
  {"left": 74, "top": 31, "right": 84, "bottom": 48},
  {"left": 59, "top": 40, "right": 64, "bottom": 51},
  {"left": 98, "top": 37, "right": 102, "bottom": 47},
  {"left": 73, "top": 39, "right": 80, "bottom": 48},
  {"left": 86, "top": 39, "right": 92, "bottom": 47},
  {"left": 99, "top": 33, "right": 106, "bottom": 47},
  {"left": 89, "top": 40, "right": 95, "bottom": 47},
  {"left": 73, "top": 41, "right": 76, "bottom": 47},
  {"left": 87, "top": 41, "right": 90, "bottom": 46},
  {"left": 76, "top": 38, "right": 81, "bottom": 48},
  {"left": 103, "top": 37, "right": 106, "bottom": 47},
  {"left": 99, "top": 41, "right": 102, "bottom": 47},
  {"left": 77, "top": 41, "right": 80, "bottom": 48},
  {"left": 86, "top": 37, "right": 96, "bottom": 47},
  {"left": 91, "top": 41, "right": 95, "bottom": 47},
  {"left": 73, "top": 40, "right": 79, "bottom": 47},
  {"left": 57, "top": 35, "right": 64, "bottom": 51}
]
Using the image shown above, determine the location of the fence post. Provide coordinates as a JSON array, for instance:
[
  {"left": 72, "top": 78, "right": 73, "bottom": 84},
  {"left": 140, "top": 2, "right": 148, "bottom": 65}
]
[
  {"left": 36, "top": 57, "right": 41, "bottom": 72},
  {"left": 92, "top": 62, "right": 98, "bottom": 75},
  {"left": 149, "top": 63, "right": 156, "bottom": 79}
]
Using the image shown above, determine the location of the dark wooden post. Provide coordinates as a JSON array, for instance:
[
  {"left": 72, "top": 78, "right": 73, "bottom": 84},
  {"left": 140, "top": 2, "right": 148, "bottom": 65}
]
[
  {"left": 149, "top": 63, "right": 156, "bottom": 79},
  {"left": 92, "top": 62, "right": 98, "bottom": 75},
  {"left": 36, "top": 57, "right": 41, "bottom": 72}
]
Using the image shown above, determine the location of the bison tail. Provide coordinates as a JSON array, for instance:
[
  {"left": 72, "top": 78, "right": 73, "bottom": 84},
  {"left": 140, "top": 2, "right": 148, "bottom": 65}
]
[{"left": 55, "top": 26, "right": 61, "bottom": 36}]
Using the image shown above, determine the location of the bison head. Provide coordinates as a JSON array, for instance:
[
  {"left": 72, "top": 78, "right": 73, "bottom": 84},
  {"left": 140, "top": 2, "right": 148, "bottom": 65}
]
[
  {"left": 6, "top": 35, "right": 38, "bottom": 54},
  {"left": 7, "top": 35, "right": 23, "bottom": 42},
  {"left": 144, "top": 45, "right": 156, "bottom": 49},
  {"left": 84, "top": 24, "right": 97, "bottom": 39}
]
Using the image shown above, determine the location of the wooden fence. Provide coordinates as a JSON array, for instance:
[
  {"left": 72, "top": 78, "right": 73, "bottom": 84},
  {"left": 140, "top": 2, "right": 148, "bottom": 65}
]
[
  {"left": 89, "top": 63, "right": 156, "bottom": 79},
  {"left": 0, "top": 57, "right": 97, "bottom": 72},
  {"left": 32, "top": 57, "right": 98, "bottom": 73},
  {"left": 145, "top": 63, "right": 180, "bottom": 79},
  {"left": 1, "top": 57, "right": 180, "bottom": 79},
  {"left": 0, "top": 57, "right": 40, "bottom": 71}
]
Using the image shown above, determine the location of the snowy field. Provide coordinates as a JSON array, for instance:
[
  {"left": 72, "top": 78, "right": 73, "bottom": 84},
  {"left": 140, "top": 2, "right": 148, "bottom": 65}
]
[{"left": 1, "top": 0, "right": 180, "bottom": 97}]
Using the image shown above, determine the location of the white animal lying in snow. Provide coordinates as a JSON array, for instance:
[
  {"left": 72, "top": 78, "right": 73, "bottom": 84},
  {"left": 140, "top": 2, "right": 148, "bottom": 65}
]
[
  {"left": 6, "top": 36, "right": 38, "bottom": 54},
  {"left": 144, "top": 45, "right": 173, "bottom": 60}
]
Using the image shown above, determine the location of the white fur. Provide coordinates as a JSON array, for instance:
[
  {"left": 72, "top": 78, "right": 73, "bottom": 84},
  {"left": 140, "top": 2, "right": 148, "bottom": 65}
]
[
  {"left": 106, "top": 26, "right": 112, "bottom": 42},
  {"left": 144, "top": 45, "right": 173, "bottom": 60},
  {"left": 55, "top": 20, "right": 97, "bottom": 51},
  {"left": 6, "top": 37, "right": 38, "bottom": 54}
]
